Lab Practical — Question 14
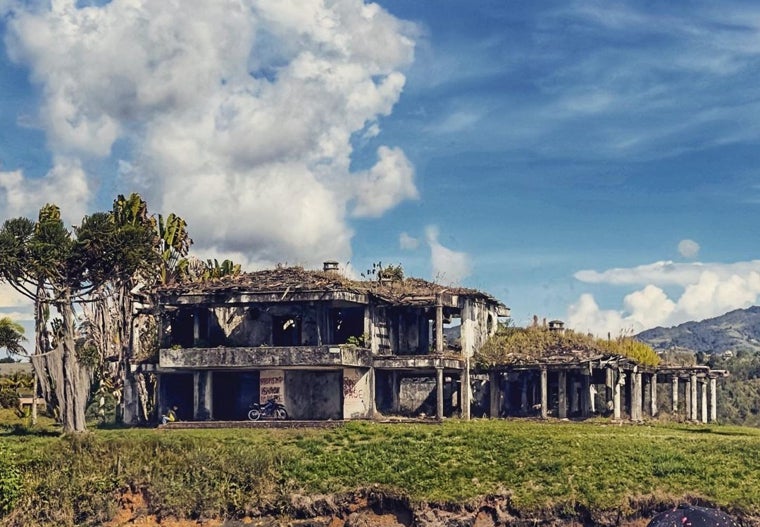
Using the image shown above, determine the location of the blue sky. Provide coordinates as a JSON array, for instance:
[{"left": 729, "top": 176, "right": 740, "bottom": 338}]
[{"left": 2, "top": 0, "right": 760, "bottom": 340}]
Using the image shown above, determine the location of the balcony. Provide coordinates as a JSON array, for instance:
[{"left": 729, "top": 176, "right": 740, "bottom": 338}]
[{"left": 159, "top": 345, "right": 372, "bottom": 369}]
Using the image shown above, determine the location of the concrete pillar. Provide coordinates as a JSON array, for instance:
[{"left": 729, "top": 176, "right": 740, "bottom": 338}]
[
  {"left": 581, "top": 371, "right": 591, "bottom": 418},
  {"left": 436, "top": 366, "right": 444, "bottom": 420},
  {"left": 520, "top": 374, "right": 529, "bottom": 414},
  {"left": 631, "top": 371, "right": 642, "bottom": 422},
  {"left": 193, "top": 371, "right": 213, "bottom": 420},
  {"left": 503, "top": 377, "right": 512, "bottom": 415},
  {"left": 709, "top": 378, "right": 717, "bottom": 423},
  {"left": 650, "top": 373, "right": 658, "bottom": 417},
  {"left": 369, "top": 367, "right": 377, "bottom": 417},
  {"left": 462, "top": 359, "right": 471, "bottom": 421},
  {"left": 193, "top": 308, "right": 200, "bottom": 345},
  {"left": 605, "top": 367, "right": 614, "bottom": 412},
  {"left": 614, "top": 372, "right": 624, "bottom": 420},
  {"left": 540, "top": 368, "right": 548, "bottom": 419},
  {"left": 690, "top": 373, "right": 698, "bottom": 422},
  {"left": 558, "top": 370, "right": 567, "bottom": 419},
  {"left": 700, "top": 379, "right": 708, "bottom": 424},
  {"left": 391, "top": 371, "right": 400, "bottom": 413},
  {"left": 685, "top": 378, "right": 692, "bottom": 421},
  {"left": 435, "top": 294, "right": 443, "bottom": 354},
  {"left": 489, "top": 371, "right": 500, "bottom": 418},
  {"left": 671, "top": 376, "right": 678, "bottom": 414}
]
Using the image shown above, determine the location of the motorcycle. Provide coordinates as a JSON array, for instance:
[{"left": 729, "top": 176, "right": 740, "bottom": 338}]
[{"left": 248, "top": 398, "right": 288, "bottom": 421}]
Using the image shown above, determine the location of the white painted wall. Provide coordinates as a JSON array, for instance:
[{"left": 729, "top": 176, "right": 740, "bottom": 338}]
[{"left": 342, "top": 367, "right": 372, "bottom": 419}]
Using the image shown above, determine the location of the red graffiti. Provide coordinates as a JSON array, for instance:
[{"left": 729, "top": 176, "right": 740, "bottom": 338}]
[
  {"left": 261, "top": 387, "right": 281, "bottom": 396},
  {"left": 343, "top": 377, "right": 359, "bottom": 398},
  {"left": 260, "top": 376, "right": 284, "bottom": 385}
]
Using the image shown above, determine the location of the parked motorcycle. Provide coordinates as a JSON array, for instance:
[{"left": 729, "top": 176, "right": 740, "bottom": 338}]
[{"left": 248, "top": 398, "right": 288, "bottom": 421}]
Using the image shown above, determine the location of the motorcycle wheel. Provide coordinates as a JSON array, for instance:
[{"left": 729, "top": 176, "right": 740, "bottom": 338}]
[
  {"left": 274, "top": 407, "right": 288, "bottom": 420},
  {"left": 248, "top": 408, "right": 262, "bottom": 421}
]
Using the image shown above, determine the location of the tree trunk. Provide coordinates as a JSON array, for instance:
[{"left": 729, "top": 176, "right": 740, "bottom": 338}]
[{"left": 57, "top": 294, "right": 92, "bottom": 433}]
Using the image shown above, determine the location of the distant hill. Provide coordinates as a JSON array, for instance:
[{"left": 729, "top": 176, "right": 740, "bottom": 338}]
[{"left": 636, "top": 306, "right": 760, "bottom": 355}]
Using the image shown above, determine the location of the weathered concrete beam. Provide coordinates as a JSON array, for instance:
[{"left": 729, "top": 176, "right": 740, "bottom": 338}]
[
  {"left": 160, "top": 345, "right": 372, "bottom": 369},
  {"left": 161, "top": 290, "right": 371, "bottom": 306}
]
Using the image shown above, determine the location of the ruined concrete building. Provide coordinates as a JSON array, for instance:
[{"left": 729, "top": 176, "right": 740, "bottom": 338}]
[{"left": 125, "top": 263, "right": 508, "bottom": 423}]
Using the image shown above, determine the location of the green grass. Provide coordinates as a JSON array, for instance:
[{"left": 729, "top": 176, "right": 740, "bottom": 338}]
[{"left": 2, "top": 419, "right": 760, "bottom": 525}]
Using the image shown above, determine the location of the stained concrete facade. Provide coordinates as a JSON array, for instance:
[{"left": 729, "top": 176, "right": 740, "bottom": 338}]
[{"left": 139, "top": 265, "right": 507, "bottom": 423}]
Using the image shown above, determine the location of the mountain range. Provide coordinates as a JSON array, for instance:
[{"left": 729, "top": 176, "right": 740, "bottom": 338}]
[{"left": 636, "top": 306, "right": 760, "bottom": 355}]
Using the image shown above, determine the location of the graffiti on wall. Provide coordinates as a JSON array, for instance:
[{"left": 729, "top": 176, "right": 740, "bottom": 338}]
[
  {"left": 343, "top": 377, "right": 359, "bottom": 399},
  {"left": 343, "top": 368, "right": 371, "bottom": 419},
  {"left": 260, "top": 371, "right": 285, "bottom": 403}
]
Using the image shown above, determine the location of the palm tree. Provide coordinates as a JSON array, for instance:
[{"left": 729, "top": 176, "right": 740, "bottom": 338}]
[{"left": 0, "top": 317, "right": 25, "bottom": 357}]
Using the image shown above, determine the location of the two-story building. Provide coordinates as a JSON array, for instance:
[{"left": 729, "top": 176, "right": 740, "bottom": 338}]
[{"left": 131, "top": 263, "right": 508, "bottom": 422}]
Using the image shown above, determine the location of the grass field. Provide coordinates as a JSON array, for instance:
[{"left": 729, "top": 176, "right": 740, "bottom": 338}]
[{"left": 2, "top": 416, "right": 760, "bottom": 525}]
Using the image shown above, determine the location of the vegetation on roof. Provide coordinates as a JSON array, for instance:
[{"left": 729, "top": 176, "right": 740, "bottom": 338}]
[{"left": 476, "top": 324, "right": 661, "bottom": 367}]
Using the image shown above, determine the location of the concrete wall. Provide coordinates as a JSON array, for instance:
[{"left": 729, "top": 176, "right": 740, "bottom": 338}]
[
  {"left": 343, "top": 367, "right": 372, "bottom": 419},
  {"left": 284, "top": 370, "right": 342, "bottom": 420},
  {"left": 460, "top": 299, "right": 499, "bottom": 358}
]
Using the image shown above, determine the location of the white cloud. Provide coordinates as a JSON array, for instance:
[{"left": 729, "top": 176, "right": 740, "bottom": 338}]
[
  {"left": 399, "top": 231, "right": 419, "bottom": 250},
  {"left": 0, "top": 157, "right": 90, "bottom": 224},
  {"left": 574, "top": 260, "right": 760, "bottom": 287},
  {"left": 351, "top": 146, "right": 418, "bottom": 218},
  {"left": 0, "top": 284, "right": 33, "bottom": 323},
  {"left": 425, "top": 225, "right": 471, "bottom": 285},
  {"left": 678, "top": 239, "right": 700, "bottom": 259},
  {"left": 4, "top": 0, "right": 418, "bottom": 267},
  {"left": 569, "top": 259, "right": 760, "bottom": 336}
]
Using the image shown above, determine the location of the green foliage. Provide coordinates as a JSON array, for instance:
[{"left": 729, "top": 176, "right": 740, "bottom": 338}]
[
  {"left": 362, "top": 261, "right": 404, "bottom": 281},
  {"left": 477, "top": 325, "right": 660, "bottom": 367},
  {"left": 3, "top": 422, "right": 760, "bottom": 524},
  {"left": 0, "top": 317, "right": 25, "bottom": 357},
  {"left": 343, "top": 333, "right": 370, "bottom": 347},
  {"left": 0, "top": 443, "right": 21, "bottom": 516}
]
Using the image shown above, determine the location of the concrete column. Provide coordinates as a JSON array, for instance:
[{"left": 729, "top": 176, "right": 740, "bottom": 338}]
[
  {"left": 435, "top": 294, "right": 443, "bottom": 354},
  {"left": 709, "top": 378, "right": 717, "bottom": 423},
  {"left": 690, "top": 373, "right": 698, "bottom": 422},
  {"left": 700, "top": 379, "right": 708, "bottom": 424},
  {"left": 391, "top": 371, "right": 400, "bottom": 413},
  {"left": 489, "top": 371, "right": 500, "bottom": 418},
  {"left": 540, "top": 368, "right": 548, "bottom": 419},
  {"left": 520, "top": 374, "right": 529, "bottom": 414},
  {"left": 671, "top": 376, "right": 679, "bottom": 414},
  {"left": 193, "top": 308, "right": 200, "bottom": 345},
  {"left": 581, "top": 371, "right": 591, "bottom": 418},
  {"left": 650, "top": 373, "right": 658, "bottom": 417},
  {"left": 462, "top": 359, "right": 471, "bottom": 421},
  {"left": 558, "top": 370, "right": 567, "bottom": 419},
  {"left": 614, "top": 372, "right": 624, "bottom": 420},
  {"left": 436, "top": 366, "right": 444, "bottom": 420},
  {"left": 605, "top": 367, "right": 614, "bottom": 412},
  {"left": 570, "top": 378, "right": 580, "bottom": 414},
  {"left": 369, "top": 367, "right": 377, "bottom": 417},
  {"left": 193, "top": 371, "right": 213, "bottom": 420},
  {"left": 631, "top": 371, "right": 642, "bottom": 422},
  {"left": 685, "top": 378, "right": 692, "bottom": 421}
]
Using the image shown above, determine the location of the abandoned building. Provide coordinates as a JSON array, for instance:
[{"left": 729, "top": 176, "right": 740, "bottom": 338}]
[
  {"left": 126, "top": 263, "right": 508, "bottom": 423},
  {"left": 121, "top": 263, "right": 727, "bottom": 425}
]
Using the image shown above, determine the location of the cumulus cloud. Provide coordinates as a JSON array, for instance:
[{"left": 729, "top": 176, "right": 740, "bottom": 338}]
[
  {"left": 678, "top": 239, "right": 700, "bottom": 259},
  {"left": 4, "top": 0, "right": 419, "bottom": 267},
  {"left": 425, "top": 225, "right": 471, "bottom": 285},
  {"left": 399, "top": 231, "right": 419, "bottom": 250},
  {"left": 0, "top": 158, "right": 90, "bottom": 224},
  {"left": 0, "top": 284, "right": 32, "bottom": 322},
  {"left": 568, "top": 260, "right": 760, "bottom": 336}
]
